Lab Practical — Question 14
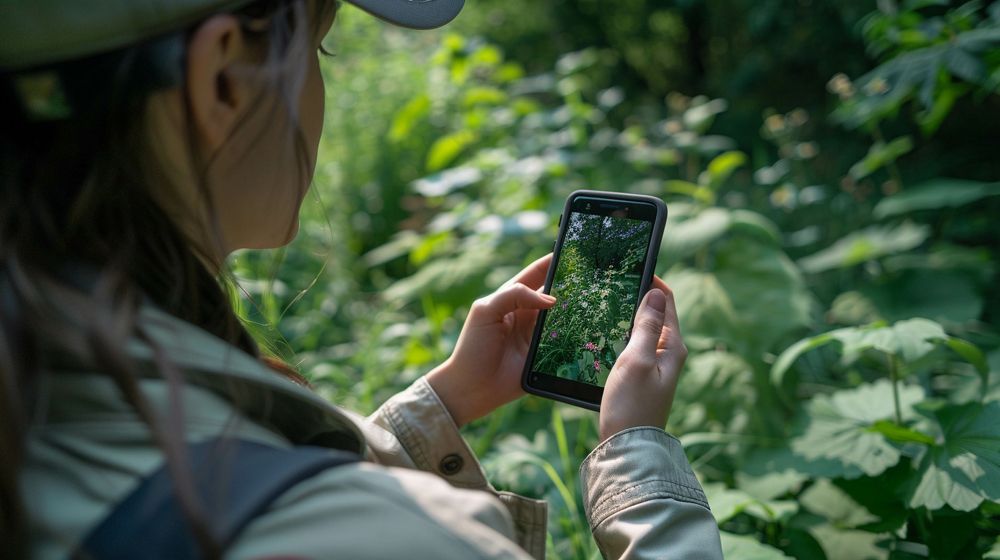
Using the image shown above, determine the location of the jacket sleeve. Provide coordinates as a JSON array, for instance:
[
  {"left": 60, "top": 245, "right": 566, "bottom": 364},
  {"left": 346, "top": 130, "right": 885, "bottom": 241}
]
[
  {"left": 580, "top": 427, "right": 724, "bottom": 559},
  {"left": 354, "top": 376, "right": 547, "bottom": 559}
]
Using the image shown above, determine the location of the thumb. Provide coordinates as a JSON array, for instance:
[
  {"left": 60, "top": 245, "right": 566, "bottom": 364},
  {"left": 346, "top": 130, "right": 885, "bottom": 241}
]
[{"left": 620, "top": 289, "right": 667, "bottom": 364}]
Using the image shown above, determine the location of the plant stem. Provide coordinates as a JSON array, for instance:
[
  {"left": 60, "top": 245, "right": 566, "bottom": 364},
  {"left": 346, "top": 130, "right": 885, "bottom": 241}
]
[
  {"left": 888, "top": 354, "right": 902, "bottom": 425},
  {"left": 871, "top": 123, "right": 905, "bottom": 191}
]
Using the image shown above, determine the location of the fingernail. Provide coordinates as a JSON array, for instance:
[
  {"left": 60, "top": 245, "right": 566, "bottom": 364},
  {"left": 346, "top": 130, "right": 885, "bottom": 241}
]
[
  {"left": 542, "top": 294, "right": 556, "bottom": 303},
  {"left": 646, "top": 289, "right": 666, "bottom": 312}
]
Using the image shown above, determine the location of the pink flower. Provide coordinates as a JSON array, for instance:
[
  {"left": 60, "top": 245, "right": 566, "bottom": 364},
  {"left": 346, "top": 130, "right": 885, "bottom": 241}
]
[
  {"left": 593, "top": 360, "right": 601, "bottom": 371},
  {"left": 584, "top": 341, "right": 597, "bottom": 351},
  {"left": 550, "top": 331, "right": 558, "bottom": 339}
]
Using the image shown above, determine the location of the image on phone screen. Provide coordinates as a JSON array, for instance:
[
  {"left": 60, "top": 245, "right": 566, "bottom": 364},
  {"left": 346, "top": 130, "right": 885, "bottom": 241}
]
[{"left": 530, "top": 204, "right": 654, "bottom": 386}]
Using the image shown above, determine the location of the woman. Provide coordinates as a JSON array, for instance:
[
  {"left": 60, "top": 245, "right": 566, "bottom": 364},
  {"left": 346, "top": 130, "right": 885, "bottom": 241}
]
[{"left": 0, "top": 0, "right": 723, "bottom": 557}]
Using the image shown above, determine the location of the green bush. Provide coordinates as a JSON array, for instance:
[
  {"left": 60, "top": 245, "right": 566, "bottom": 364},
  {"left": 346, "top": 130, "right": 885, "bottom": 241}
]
[{"left": 234, "top": 2, "right": 1000, "bottom": 558}]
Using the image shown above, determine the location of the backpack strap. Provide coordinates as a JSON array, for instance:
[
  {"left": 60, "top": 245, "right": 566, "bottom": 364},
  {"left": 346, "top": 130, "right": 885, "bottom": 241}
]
[{"left": 74, "top": 438, "right": 360, "bottom": 560}]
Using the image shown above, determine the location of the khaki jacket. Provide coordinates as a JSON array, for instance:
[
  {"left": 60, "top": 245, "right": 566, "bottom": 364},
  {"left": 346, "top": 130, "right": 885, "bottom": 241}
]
[{"left": 23, "top": 305, "right": 723, "bottom": 559}]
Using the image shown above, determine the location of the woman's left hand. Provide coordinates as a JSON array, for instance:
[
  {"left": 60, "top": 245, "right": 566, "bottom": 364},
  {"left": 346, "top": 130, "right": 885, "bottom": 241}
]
[{"left": 426, "top": 254, "right": 554, "bottom": 427}]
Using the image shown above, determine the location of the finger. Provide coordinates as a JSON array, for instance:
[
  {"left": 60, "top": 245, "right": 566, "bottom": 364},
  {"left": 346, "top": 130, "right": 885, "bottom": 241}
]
[
  {"left": 618, "top": 289, "right": 666, "bottom": 368},
  {"left": 656, "top": 286, "right": 687, "bottom": 370},
  {"left": 651, "top": 275, "right": 669, "bottom": 294},
  {"left": 506, "top": 253, "right": 553, "bottom": 290},
  {"left": 481, "top": 282, "right": 555, "bottom": 320},
  {"left": 660, "top": 285, "right": 682, "bottom": 349}
]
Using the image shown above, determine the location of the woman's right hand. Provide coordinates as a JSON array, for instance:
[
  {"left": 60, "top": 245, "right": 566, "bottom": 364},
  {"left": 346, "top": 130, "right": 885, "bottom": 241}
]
[{"left": 599, "top": 278, "right": 687, "bottom": 442}]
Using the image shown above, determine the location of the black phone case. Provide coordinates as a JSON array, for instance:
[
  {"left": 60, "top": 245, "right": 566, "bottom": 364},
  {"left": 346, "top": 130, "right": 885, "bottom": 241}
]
[{"left": 520, "top": 190, "right": 668, "bottom": 411}]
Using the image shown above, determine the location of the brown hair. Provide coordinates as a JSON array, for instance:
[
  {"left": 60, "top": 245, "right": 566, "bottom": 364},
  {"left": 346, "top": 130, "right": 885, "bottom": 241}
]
[{"left": 0, "top": 0, "right": 336, "bottom": 556}]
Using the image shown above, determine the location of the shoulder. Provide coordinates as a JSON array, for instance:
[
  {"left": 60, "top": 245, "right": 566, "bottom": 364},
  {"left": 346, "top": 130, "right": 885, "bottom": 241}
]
[{"left": 229, "top": 460, "right": 532, "bottom": 559}]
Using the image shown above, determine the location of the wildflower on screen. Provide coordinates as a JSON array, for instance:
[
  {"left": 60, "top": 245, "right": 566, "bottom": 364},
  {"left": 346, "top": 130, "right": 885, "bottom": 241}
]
[
  {"left": 561, "top": 302, "right": 568, "bottom": 309},
  {"left": 584, "top": 341, "right": 597, "bottom": 351},
  {"left": 593, "top": 360, "right": 601, "bottom": 371},
  {"left": 550, "top": 331, "right": 558, "bottom": 339}
]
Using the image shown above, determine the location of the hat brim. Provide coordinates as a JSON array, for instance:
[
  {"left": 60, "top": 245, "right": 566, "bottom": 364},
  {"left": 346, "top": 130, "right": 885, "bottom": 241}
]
[{"left": 344, "top": 0, "right": 465, "bottom": 29}]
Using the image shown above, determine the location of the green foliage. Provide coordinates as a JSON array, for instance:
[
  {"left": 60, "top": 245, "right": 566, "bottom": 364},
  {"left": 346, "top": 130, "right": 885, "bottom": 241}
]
[{"left": 234, "top": 2, "right": 1000, "bottom": 558}]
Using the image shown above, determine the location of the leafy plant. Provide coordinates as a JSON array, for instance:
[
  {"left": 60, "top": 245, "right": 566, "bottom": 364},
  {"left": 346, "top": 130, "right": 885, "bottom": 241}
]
[{"left": 231, "top": 3, "right": 1000, "bottom": 558}]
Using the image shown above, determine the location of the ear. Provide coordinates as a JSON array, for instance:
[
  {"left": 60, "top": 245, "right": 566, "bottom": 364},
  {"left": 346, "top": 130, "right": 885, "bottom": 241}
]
[{"left": 185, "top": 15, "right": 250, "bottom": 153}]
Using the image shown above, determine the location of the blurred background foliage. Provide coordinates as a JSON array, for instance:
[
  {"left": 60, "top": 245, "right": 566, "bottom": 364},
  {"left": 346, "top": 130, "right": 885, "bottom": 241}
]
[{"left": 232, "top": 0, "right": 1000, "bottom": 558}]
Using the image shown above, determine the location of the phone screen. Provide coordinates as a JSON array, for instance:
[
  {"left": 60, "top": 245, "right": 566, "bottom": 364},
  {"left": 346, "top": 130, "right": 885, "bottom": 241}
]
[{"left": 530, "top": 198, "right": 655, "bottom": 386}]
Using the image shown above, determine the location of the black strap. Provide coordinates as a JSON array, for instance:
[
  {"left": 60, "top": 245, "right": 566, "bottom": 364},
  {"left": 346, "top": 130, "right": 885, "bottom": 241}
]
[{"left": 75, "top": 438, "right": 359, "bottom": 560}]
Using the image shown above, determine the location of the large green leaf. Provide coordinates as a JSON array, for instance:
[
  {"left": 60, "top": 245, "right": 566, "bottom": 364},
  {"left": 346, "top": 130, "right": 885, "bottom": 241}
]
[
  {"left": 714, "top": 237, "right": 815, "bottom": 353},
  {"left": 672, "top": 351, "right": 755, "bottom": 433},
  {"left": 704, "top": 150, "right": 747, "bottom": 189},
  {"left": 837, "top": 317, "right": 945, "bottom": 364},
  {"left": 907, "top": 401, "right": 1000, "bottom": 511},
  {"left": 985, "top": 537, "right": 1000, "bottom": 559},
  {"left": 667, "top": 268, "right": 740, "bottom": 343},
  {"left": 661, "top": 204, "right": 733, "bottom": 261},
  {"left": 770, "top": 318, "right": 983, "bottom": 390},
  {"left": 798, "top": 222, "right": 929, "bottom": 273},
  {"left": 833, "top": 26, "right": 1000, "bottom": 129},
  {"left": 720, "top": 532, "right": 792, "bottom": 560},
  {"left": 790, "top": 380, "right": 925, "bottom": 478},
  {"left": 799, "top": 478, "right": 879, "bottom": 528},
  {"left": 806, "top": 523, "right": 888, "bottom": 560},
  {"left": 873, "top": 178, "right": 1000, "bottom": 218},
  {"left": 660, "top": 205, "right": 781, "bottom": 263},
  {"left": 859, "top": 269, "right": 983, "bottom": 325},
  {"left": 705, "top": 483, "right": 798, "bottom": 525},
  {"left": 848, "top": 136, "right": 914, "bottom": 180}
]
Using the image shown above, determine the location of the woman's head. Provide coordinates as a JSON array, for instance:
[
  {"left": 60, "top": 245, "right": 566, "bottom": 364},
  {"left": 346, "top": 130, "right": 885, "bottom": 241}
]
[
  {"left": 146, "top": 0, "right": 337, "bottom": 256},
  {"left": 0, "top": 0, "right": 462, "bottom": 555}
]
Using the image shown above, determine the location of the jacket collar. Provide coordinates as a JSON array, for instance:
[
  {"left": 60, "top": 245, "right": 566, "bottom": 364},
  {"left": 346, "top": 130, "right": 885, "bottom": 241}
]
[{"left": 123, "top": 304, "right": 367, "bottom": 454}]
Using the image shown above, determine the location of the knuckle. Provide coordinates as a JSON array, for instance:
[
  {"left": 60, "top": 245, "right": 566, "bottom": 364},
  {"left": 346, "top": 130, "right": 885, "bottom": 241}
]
[
  {"left": 470, "top": 297, "right": 489, "bottom": 313},
  {"left": 621, "top": 352, "right": 655, "bottom": 372},
  {"left": 638, "top": 316, "right": 661, "bottom": 334}
]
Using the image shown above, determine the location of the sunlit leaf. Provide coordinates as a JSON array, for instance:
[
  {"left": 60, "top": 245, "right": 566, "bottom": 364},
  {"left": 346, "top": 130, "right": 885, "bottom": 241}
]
[
  {"left": 873, "top": 178, "right": 1000, "bottom": 218},
  {"left": 907, "top": 401, "right": 1000, "bottom": 511},
  {"left": 704, "top": 150, "right": 747, "bottom": 189},
  {"left": 413, "top": 166, "right": 483, "bottom": 197},
  {"left": 661, "top": 205, "right": 732, "bottom": 260},
  {"left": 867, "top": 420, "right": 936, "bottom": 445},
  {"left": 798, "top": 222, "right": 930, "bottom": 273},
  {"left": 986, "top": 537, "right": 1000, "bottom": 559},
  {"left": 790, "top": 380, "right": 925, "bottom": 478},
  {"left": 706, "top": 483, "right": 799, "bottom": 525},
  {"left": 806, "top": 523, "right": 888, "bottom": 560},
  {"left": 848, "top": 136, "right": 913, "bottom": 180},
  {"left": 720, "top": 532, "right": 792, "bottom": 560},
  {"left": 683, "top": 97, "right": 728, "bottom": 133},
  {"left": 425, "top": 130, "right": 478, "bottom": 171},
  {"left": 858, "top": 269, "right": 983, "bottom": 324},
  {"left": 771, "top": 331, "right": 837, "bottom": 392},
  {"left": 714, "top": 237, "right": 815, "bottom": 353},
  {"left": 388, "top": 94, "right": 430, "bottom": 142},
  {"left": 799, "top": 478, "right": 879, "bottom": 528}
]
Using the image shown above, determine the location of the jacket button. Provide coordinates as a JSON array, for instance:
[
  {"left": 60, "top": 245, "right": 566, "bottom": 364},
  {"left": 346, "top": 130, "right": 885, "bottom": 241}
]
[{"left": 439, "top": 454, "right": 464, "bottom": 475}]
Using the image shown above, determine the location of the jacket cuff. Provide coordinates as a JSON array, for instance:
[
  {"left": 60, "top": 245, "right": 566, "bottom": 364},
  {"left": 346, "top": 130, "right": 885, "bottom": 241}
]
[
  {"left": 375, "top": 376, "right": 491, "bottom": 490},
  {"left": 579, "top": 426, "right": 710, "bottom": 530},
  {"left": 497, "top": 492, "right": 548, "bottom": 560}
]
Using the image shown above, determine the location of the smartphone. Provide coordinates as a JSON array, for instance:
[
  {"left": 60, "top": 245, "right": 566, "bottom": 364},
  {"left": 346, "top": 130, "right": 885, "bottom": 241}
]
[{"left": 521, "top": 190, "right": 667, "bottom": 411}]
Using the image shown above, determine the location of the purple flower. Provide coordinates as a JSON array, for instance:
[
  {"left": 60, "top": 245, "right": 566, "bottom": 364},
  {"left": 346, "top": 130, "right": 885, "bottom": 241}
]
[
  {"left": 561, "top": 302, "right": 568, "bottom": 309},
  {"left": 550, "top": 331, "right": 558, "bottom": 339}
]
